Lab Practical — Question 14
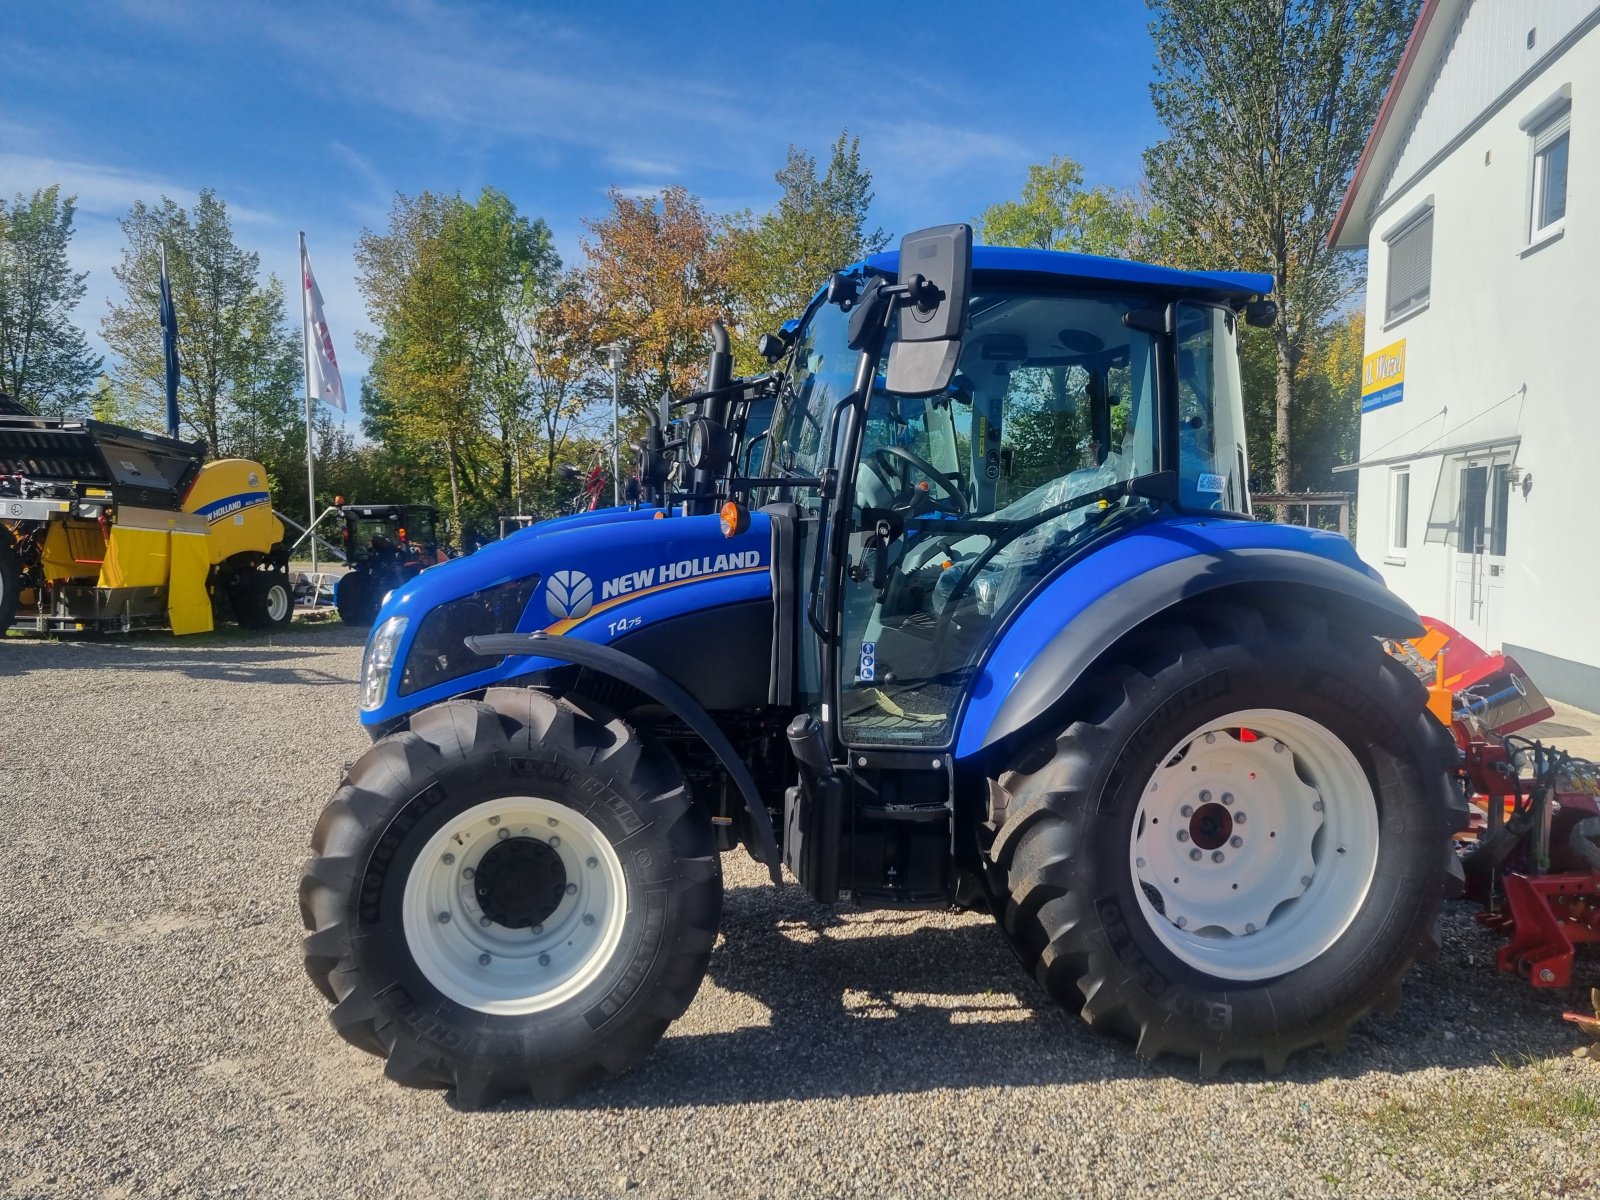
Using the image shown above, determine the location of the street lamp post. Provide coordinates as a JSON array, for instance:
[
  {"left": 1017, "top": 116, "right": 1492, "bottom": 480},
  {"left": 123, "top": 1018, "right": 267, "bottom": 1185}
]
[{"left": 606, "top": 344, "right": 625, "bottom": 505}]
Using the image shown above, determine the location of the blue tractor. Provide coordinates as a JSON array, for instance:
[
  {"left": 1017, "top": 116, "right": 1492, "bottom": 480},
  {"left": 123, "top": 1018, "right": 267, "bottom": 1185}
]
[{"left": 300, "top": 228, "right": 1462, "bottom": 1105}]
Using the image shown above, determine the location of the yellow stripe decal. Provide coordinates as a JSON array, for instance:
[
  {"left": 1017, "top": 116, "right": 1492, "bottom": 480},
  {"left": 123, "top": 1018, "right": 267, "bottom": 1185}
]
[{"left": 540, "top": 565, "right": 768, "bottom": 637}]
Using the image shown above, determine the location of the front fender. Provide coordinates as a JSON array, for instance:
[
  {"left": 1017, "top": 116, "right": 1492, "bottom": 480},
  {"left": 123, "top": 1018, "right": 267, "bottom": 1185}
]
[{"left": 954, "top": 518, "right": 1421, "bottom": 758}]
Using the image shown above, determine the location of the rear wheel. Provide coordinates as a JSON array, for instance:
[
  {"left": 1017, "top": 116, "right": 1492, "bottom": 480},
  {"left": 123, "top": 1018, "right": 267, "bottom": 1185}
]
[
  {"left": 982, "top": 603, "right": 1463, "bottom": 1073},
  {"left": 335, "top": 570, "right": 377, "bottom": 627},
  {"left": 0, "top": 537, "right": 19, "bottom": 630},
  {"left": 299, "top": 689, "right": 721, "bottom": 1106},
  {"left": 231, "top": 568, "right": 293, "bottom": 630}
]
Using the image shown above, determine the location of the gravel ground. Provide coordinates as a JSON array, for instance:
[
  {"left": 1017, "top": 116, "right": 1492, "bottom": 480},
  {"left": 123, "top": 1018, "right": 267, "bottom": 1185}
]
[{"left": 1, "top": 625, "right": 1597, "bottom": 1200}]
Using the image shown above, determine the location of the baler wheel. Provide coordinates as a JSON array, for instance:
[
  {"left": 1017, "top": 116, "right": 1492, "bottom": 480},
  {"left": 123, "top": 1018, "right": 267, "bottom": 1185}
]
[
  {"left": 0, "top": 537, "right": 18, "bottom": 631},
  {"left": 298, "top": 689, "right": 721, "bottom": 1107},
  {"left": 981, "top": 602, "right": 1465, "bottom": 1074},
  {"left": 232, "top": 568, "right": 293, "bottom": 630}
]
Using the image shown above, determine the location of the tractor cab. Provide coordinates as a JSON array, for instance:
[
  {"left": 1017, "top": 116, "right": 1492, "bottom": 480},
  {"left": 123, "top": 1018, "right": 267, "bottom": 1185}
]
[{"left": 333, "top": 502, "right": 443, "bottom": 627}]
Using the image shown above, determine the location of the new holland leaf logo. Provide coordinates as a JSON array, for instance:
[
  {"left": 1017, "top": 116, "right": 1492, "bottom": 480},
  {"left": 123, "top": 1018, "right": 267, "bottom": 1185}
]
[{"left": 546, "top": 570, "right": 594, "bottom": 620}]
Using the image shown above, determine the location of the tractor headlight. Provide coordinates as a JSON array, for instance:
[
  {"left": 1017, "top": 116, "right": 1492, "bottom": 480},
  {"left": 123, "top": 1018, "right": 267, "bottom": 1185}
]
[
  {"left": 360, "top": 615, "right": 409, "bottom": 711},
  {"left": 398, "top": 577, "right": 539, "bottom": 697}
]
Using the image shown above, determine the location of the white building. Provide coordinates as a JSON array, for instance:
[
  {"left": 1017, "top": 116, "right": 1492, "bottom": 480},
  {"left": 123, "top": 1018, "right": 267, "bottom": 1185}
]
[{"left": 1332, "top": 0, "right": 1599, "bottom": 707}]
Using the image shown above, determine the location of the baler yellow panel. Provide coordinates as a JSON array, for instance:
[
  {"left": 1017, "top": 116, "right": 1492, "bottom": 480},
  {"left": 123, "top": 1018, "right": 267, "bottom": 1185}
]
[
  {"left": 99, "top": 526, "right": 170, "bottom": 589},
  {"left": 40, "top": 519, "right": 105, "bottom": 581},
  {"left": 183, "top": 459, "right": 282, "bottom": 563},
  {"left": 167, "top": 531, "right": 214, "bottom": 635}
]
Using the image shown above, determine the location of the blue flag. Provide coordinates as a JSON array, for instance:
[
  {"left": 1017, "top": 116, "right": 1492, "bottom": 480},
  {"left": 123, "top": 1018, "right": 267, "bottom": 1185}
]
[{"left": 159, "top": 242, "right": 180, "bottom": 440}]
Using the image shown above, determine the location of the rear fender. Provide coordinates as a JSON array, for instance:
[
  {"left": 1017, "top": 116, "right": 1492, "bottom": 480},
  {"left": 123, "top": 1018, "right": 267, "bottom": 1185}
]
[{"left": 955, "top": 520, "right": 1422, "bottom": 759}]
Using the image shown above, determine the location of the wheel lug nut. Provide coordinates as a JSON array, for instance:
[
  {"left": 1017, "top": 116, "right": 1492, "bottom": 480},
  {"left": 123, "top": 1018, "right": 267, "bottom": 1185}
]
[
  {"left": 1312, "top": 799, "right": 1324, "bottom": 812},
  {"left": 1135, "top": 857, "right": 1146, "bottom": 869},
  {"left": 479, "top": 916, "right": 492, "bottom": 927},
  {"left": 1204, "top": 733, "right": 1216, "bottom": 744},
  {"left": 532, "top": 924, "right": 544, "bottom": 935},
  {"left": 1245, "top": 923, "right": 1257, "bottom": 934},
  {"left": 437, "top": 911, "right": 451, "bottom": 924},
  {"left": 586, "top": 857, "right": 598, "bottom": 869},
  {"left": 1230, "top": 836, "right": 1243, "bottom": 848},
  {"left": 549, "top": 836, "right": 561, "bottom": 848},
  {"left": 1220, "top": 792, "right": 1234, "bottom": 807},
  {"left": 1234, "top": 812, "right": 1247, "bottom": 825},
  {"left": 1211, "top": 851, "right": 1225, "bottom": 863},
  {"left": 1175, "top": 916, "right": 1189, "bottom": 928},
  {"left": 441, "top": 852, "right": 455, "bottom": 865},
  {"left": 497, "top": 828, "right": 510, "bottom": 840},
  {"left": 547, "top": 817, "right": 558, "bottom": 827},
  {"left": 488, "top": 815, "right": 500, "bottom": 826},
  {"left": 538, "top": 953, "right": 551, "bottom": 966},
  {"left": 462, "top": 867, "right": 475, "bottom": 880},
  {"left": 565, "top": 882, "right": 578, "bottom": 895},
  {"left": 1177, "top": 830, "right": 1190, "bottom": 842},
  {"left": 1301, "top": 875, "right": 1313, "bottom": 888},
  {"left": 1180, "top": 804, "right": 1194, "bottom": 818},
  {"left": 1188, "top": 848, "right": 1202, "bottom": 861},
  {"left": 1199, "top": 790, "right": 1212, "bottom": 803},
  {"left": 582, "top": 914, "right": 596, "bottom": 926},
  {"left": 1273, "top": 742, "right": 1285, "bottom": 754},
  {"left": 478, "top": 953, "right": 492, "bottom": 965}
]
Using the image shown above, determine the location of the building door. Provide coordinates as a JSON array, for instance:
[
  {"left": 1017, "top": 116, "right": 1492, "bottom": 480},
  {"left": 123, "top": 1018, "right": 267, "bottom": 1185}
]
[{"left": 1450, "top": 459, "right": 1510, "bottom": 649}]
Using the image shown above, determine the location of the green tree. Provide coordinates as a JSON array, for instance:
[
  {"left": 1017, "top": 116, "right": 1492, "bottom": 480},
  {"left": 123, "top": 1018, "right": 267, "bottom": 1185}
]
[
  {"left": 357, "top": 188, "right": 565, "bottom": 541},
  {"left": 101, "top": 190, "right": 302, "bottom": 487},
  {"left": 0, "top": 186, "right": 102, "bottom": 416},
  {"left": 979, "top": 156, "right": 1147, "bottom": 258},
  {"left": 1143, "top": 0, "right": 1416, "bottom": 493},
  {"left": 725, "top": 132, "right": 888, "bottom": 369}
]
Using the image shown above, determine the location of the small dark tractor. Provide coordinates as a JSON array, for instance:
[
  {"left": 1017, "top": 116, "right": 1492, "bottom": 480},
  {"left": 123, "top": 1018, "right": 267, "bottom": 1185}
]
[{"left": 332, "top": 502, "right": 443, "bottom": 628}]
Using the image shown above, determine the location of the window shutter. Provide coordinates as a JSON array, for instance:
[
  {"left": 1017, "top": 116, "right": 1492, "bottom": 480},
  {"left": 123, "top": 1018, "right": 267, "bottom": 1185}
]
[{"left": 1386, "top": 211, "right": 1433, "bottom": 322}]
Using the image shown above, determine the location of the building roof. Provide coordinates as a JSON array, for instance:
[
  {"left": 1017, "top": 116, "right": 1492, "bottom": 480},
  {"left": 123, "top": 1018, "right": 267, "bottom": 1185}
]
[{"left": 858, "top": 245, "right": 1274, "bottom": 299}]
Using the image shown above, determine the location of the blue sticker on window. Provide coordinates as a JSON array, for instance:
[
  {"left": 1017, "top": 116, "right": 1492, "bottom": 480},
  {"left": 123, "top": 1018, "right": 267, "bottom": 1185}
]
[{"left": 858, "top": 641, "right": 876, "bottom": 682}]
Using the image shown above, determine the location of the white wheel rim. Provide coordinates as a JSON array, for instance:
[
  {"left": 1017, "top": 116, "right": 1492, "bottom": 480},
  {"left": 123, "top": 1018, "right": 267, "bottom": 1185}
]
[
  {"left": 266, "top": 582, "right": 290, "bottom": 623},
  {"left": 401, "top": 796, "right": 628, "bottom": 1015},
  {"left": 1128, "top": 708, "right": 1378, "bottom": 981}
]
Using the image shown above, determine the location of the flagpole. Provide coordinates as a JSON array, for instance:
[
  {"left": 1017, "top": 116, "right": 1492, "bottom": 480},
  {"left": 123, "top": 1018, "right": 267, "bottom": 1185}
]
[{"left": 299, "top": 231, "right": 318, "bottom": 575}]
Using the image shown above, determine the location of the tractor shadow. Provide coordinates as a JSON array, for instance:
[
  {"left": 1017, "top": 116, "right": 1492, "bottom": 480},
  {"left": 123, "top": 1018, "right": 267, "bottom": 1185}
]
[{"left": 502, "top": 891, "right": 1591, "bottom": 1112}]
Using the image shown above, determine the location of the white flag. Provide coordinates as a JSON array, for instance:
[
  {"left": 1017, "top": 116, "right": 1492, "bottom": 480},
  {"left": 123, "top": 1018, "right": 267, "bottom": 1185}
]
[{"left": 300, "top": 237, "right": 346, "bottom": 412}]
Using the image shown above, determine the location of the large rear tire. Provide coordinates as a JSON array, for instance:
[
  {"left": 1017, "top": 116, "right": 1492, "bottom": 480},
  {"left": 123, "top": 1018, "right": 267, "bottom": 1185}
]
[
  {"left": 981, "top": 602, "right": 1464, "bottom": 1074},
  {"left": 0, "top": 537, "right": 19, "bottom": 631},
  {"left": 299, "top": 689, "right": 722, "bottom": 1106},
  {"left": 334, "top": 570, "right": 377, "bottom": 627}
]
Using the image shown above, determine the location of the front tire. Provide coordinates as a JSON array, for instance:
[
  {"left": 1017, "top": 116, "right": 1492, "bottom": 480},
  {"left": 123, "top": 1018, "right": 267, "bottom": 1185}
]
[
  {"left": 299, "top": 689, "right": 721, "bottom": 1106},
  {"left": 334, "top": 570, "right": 377, "bottom": 627},
  {"left": 982, "top": 603, "right": 1464, "bottom": 1073}
]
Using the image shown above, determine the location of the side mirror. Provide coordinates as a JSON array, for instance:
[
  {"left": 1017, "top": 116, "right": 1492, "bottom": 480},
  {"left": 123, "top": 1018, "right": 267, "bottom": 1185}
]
[
  {"left": 686, "top": 417, "right": 733, "bottom": 473},
  {"left": 884, "top": 224, "right": 972, "bottom": 397},
  {"left": 1245, "top": 299, "right": 1278, "bottom": 328}
]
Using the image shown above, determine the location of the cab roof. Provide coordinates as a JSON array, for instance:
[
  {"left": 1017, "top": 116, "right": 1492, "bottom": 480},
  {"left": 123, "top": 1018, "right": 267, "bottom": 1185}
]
[{"left": 857, "top": 245, "right": 1273, "bottom": 300}]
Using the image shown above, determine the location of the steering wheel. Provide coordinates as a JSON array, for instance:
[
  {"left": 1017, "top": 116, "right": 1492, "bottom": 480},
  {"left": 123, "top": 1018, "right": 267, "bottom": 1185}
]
[{"left": 868, "top": 446, "right": 967, "bottom": 515}]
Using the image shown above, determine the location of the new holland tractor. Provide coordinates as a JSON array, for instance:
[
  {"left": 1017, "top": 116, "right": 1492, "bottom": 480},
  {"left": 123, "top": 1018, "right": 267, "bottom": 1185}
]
[{"left": 300, "top": 228, "right": 1462, "bottom": 1106}]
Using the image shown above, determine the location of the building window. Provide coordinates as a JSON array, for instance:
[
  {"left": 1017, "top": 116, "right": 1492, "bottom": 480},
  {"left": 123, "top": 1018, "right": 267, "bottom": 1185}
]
[
  {"left": 1385, "top": 209, "right": 1432, "bottom": 323},
  {"left": 1529, "top": 103, "right": 1570, "bottom": 242},
  {"left": 1388, "top": 467, "right": 1410, "bottom": 560}
]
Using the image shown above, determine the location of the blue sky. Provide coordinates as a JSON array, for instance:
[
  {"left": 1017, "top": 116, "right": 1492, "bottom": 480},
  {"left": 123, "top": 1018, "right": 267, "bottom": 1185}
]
[{"left": 2, "top": 0, "right": 1162, "bottom": 422}]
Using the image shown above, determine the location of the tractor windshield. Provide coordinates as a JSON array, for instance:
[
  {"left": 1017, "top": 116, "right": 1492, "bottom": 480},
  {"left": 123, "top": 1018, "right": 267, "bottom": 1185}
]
[{"left": 784, "top": 284, "right": 1252, "bottom": 749}]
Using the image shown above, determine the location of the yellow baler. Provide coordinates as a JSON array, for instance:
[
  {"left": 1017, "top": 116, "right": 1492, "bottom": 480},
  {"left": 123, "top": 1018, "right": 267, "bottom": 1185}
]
[{"left": 0, "top": 414, "right": 293, "bottom": 634}]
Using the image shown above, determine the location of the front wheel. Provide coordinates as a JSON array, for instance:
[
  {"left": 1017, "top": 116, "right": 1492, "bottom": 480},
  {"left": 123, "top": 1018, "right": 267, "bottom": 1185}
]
[
  {"left": 231, "top": 568, "right": 293, "bottom": 629},
  {"left": 299, "top": 689, "right": 721, "bottom": 1106},
  {"left": 982, "top": 603, "right": 1464, "bottom": 1073},
  {"left": 0, "top": 537, "right": 19, "bottom": 630}
]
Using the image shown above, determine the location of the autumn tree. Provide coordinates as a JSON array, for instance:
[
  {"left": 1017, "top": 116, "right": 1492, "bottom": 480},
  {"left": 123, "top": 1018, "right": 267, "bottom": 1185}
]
[
  {"left": 0, "top": 186, "right": 102, "bottom": 417},
  {"left": 357, "top": 188, "right": 564, "bottom": 540},
  {"left": 102, "top": 190, "right": 302, "bottom": 499},
  {"left": 979, "top": 157, "right": 1147, "bottom": 259},
  {"left": 1144, "top": 0, "right": 1416, "bottom": 492},
  {"left": 725, "top": 132, "right": 888, "bottom": 369},
  {"left": 582, "top": 186, "right": 731, "bottom": 418}
]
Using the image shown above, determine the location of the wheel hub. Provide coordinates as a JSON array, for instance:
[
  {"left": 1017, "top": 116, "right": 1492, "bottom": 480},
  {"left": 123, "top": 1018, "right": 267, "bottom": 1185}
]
[
  {"left": 474, "top": 836, "right": 567, "bottom": 929},
  {"left": 1128, "top": 710, "right": 1380, "bottom": 981}
]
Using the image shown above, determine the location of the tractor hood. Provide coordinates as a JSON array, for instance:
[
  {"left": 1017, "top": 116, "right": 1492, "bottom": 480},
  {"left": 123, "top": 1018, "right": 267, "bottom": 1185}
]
[{"left": 360, "top": 506, "right": 774, "bottom": 728}]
